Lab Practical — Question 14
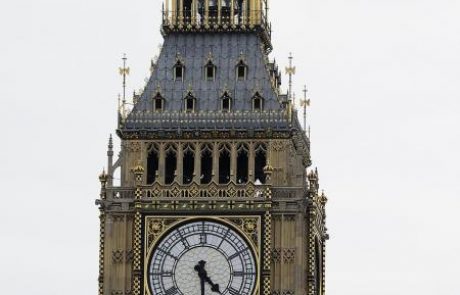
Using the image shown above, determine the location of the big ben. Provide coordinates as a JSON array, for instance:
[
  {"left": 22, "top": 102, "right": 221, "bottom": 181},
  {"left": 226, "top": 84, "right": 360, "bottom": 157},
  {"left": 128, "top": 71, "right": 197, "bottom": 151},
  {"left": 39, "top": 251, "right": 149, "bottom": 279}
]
[{"left": 96, "top": 1, "right": 328, "bottom": 295}]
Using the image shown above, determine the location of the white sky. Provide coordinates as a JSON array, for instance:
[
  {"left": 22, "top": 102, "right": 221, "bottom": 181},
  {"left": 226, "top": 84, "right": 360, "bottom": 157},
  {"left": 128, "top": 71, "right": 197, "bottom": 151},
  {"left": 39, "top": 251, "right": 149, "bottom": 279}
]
[{"left": 1, "top": 0, "right": 459, "bottom": 294}]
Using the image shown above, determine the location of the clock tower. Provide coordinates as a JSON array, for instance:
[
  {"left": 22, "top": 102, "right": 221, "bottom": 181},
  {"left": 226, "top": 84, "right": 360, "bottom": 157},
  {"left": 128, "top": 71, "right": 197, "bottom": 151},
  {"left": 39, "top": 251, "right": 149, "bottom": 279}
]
[{"left": 96, "top": 1, "right": 328, "bottom": 295}]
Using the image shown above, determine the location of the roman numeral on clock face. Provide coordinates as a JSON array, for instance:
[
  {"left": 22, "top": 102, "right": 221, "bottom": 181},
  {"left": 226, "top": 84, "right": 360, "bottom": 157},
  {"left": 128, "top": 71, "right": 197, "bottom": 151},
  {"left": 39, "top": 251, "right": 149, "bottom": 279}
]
[
  {"left": 228, "top": 287, "right": 239, "bottom": 295},
  {"left": 228, "top": 248, "right": 248, "bottom": 260},
  {"left": 164, "top": 286, "right": 178, "bottom": 295}
]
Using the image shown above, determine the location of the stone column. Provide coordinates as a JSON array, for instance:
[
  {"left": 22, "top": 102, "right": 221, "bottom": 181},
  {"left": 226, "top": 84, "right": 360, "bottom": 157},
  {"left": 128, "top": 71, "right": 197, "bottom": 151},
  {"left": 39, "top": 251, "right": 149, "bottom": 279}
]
[
  {"left": 177, "top": 143, "right": 183, "bottom": 185},
  {"left": 212, "top": 142, "right": 219, "bottom": 183},
  {"left": 248, "top": 142, "right": 255, "bottom": 182},
  {"left": 158, "top": 143, "right": 166, "bottom": 185},
  {"left": 205, "top": 0, "right": 209, "bottom": 26},
  {"left": 172, "top": 0, "right": 177, "bottom": 24},
  {"left": 230, "top": 142, "right": 237, "bottom": 183},
  {"left": 194, "top": 142, "right": 202, "bottom": 183},
  {"left": 218, "top": 0, "right": 222, "bottom": 24}
]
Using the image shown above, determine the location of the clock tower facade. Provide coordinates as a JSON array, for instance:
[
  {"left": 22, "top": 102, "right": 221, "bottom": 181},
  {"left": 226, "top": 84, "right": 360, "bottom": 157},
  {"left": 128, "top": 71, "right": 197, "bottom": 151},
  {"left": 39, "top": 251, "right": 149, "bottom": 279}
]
[{"left": 96, "top": 1, "right": 328, "bottom": 295}]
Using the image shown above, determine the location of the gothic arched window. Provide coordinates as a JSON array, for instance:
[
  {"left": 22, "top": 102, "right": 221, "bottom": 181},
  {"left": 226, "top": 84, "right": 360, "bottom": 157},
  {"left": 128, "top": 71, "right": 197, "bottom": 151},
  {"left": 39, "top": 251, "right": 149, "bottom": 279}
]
[
  {"left": 219, "top": 144, "right": 231, "bottom": 184},
  {"left": 236, "top": 143, "right": 249, "bottom": 184},
  {"left": 182, "top": 144, "right": 195, "bottom": 185},
  {"left": 221, "top": 91, "right": 232, "bottom": 112},
  {"left": 205, "top": 61, "right": 216, "bottom": 81},
  {"left": 236, "top": 60, "right": 247, "bottom": 80},
  {"left": 147, "top": 144, "right": 159, "bottom": 184},
  {"left": 254, "top": 143, "right": 267, "bottom": 184},
  {"left": 252, "top": 92, "right": 264, "bottom": 111},
  {"left": 165, "top": 144, "right": 177, "bottom": 185},
  {"left": 200, "top": 144, "right": 213, "bottom": 184},
  {"left": 184, "top": 92, "right": 196, "bottom": 113},
  {"left": 174, "top": 60, "right": 185, "bottom": 81},
  {"left": 152, "top": 93, "right": 164, "bottom": 112}
]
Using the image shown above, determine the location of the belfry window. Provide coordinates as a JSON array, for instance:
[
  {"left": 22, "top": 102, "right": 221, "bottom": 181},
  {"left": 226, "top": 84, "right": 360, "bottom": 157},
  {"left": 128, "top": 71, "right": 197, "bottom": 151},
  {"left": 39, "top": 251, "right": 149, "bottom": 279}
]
[
  {"left": 174, "top": 61, "right": 185, "bottom": 81},
  {"left": 221, "top": 92, "right": 232, "bottom": 112},
  {"left": 205, "top": 61, "right": 216, "bottom": 80},
  {"left": 183, "top": 144, "right": 195, "bottom": 185},
  {"left": 147, "top": 144, "right": 159, "bottom": 184},
  {"left": 165, "top": 145, "right": 177, "bottom": 185},
  {"left": 200, "top": 144, "right": 213, "bottom": 184},
  {"left": 254, "top": 143, "right": 267, "bottom": 184},
  {"left": 184, "top": 92, "right": 196, "bottom": 113},
  {"left": 253, "top": 92, "right": 264, "bottom": 111},
  {"left": 236, "top": 144, "right": 249, "bottom": 184},
  {"left": 219, "top": 144, "right": 231, "bottom": 184},
  {"left": 236, "top": 61, "right": 247, "bottom": 80}
]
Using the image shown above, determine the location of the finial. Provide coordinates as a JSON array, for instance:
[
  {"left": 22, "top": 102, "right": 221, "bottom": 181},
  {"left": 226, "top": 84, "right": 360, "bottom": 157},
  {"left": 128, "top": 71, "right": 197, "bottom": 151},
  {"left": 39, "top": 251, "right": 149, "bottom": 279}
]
[
  {"left": 285, "top": 53, "right": 296, "bottom": 104},
  {"left": 119, "top": 54, "right": 130, "bottom": 113},
  {"left": 99, "top": 168, "right": 108, "bottom": 183},
  {"left": 108, "top": 134, "right": 113, "bottom": 150},
  {"left": 300, "top": 85, "right": 311, "bottom": 132}
]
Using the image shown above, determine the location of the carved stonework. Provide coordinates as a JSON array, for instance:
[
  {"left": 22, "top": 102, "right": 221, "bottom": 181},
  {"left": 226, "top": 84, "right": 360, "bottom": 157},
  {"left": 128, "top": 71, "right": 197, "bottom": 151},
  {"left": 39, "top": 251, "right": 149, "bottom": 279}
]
[
  {"left": 284, "top": 215, "right": 296, "bottom": 222},
  {"left": 112, "top": 215, "right": 125, "bottom": 222},
  {"left": 125, "top": 249, "right": 134, "bottom": 262},
  {"left": 283, "top": 248, "right": 296, "bottom": 264},
  {"left": 272, "top": 248, "right": 281, "bottom": 263},
  {"left": 222, "top": 216, "right": 260, "bottom": 248},
  {"left": 282, "top": 290, "right": 295, "bottom": 295},
  {"left": 146, "top": 217, "right": 183, "bottom": 249},
  {"left": 123, "top": 141, "right": 142, "bottom": 152},
  {"left": 112, "top": 250, "right": 124, "bottom": 263},
  {"left": 271, "top": 140, "right": 286, "bottom": 151}
]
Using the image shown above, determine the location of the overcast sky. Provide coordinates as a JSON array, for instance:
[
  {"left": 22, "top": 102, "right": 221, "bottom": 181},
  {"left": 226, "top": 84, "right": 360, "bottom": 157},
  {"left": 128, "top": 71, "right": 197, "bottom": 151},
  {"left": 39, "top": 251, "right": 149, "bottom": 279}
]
[{"left": 1, "top": 0, "right": 459, "bottom": 294}]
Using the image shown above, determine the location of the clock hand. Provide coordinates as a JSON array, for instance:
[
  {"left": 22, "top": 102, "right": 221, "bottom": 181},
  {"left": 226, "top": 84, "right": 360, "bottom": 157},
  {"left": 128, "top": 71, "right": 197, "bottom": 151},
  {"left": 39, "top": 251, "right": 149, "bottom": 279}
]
[
  {"left": 194, "top": 260, "right": 222, "bottom": 294},
  {"left": 194, "top": 261, "right": 206, "bottom": 295}
]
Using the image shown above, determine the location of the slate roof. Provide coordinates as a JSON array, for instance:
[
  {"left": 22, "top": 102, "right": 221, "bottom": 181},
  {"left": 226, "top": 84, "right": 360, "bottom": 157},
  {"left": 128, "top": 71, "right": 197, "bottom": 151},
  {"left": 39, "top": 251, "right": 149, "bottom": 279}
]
[{"left": 122, "top": 32, "right": 290, "bottom": 131}]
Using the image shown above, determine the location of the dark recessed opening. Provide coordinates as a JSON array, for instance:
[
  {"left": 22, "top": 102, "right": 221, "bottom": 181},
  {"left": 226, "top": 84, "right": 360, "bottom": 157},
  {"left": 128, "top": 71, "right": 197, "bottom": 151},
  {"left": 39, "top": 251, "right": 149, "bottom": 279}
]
[
  {"left": 175, "top": 66, "right": 183, "bottom": 80},
  {"left": 219, "top": 149, "right": 231, "bottom": 184},
  {"left": 185, "top": 97, "right": 194, "bottom": 112},
  {"left": 255, "top": 149, "right": 267, "bottom": 184},
  {"left": 237, "top": 149, "right": 248, "bottom": 184},
  {"left": 206, "top": 65, "right": 215, "bottom": 80},
  {"left": 147, "top": 150, "right": 159, "bottom": 184},
  {"left": 183, "top": 150, "right": 194, "bottom": 185},
  {"left": 254, "top": 97, "right": 262, "bottom": 111},
  {"left": 237, "top": 65, "right": 246, "bottom": 79},
  {"left": 155, "top": 98, "right": 163, "bottom": 111},
  {"left": 165, "top": 150, "right": 177, "bottom": 184},
  {"left": 222, "top": 97, "right": 231, "bottom": 112},
  {"left": 201, "top": 149, "right": 213, "bottom": 184}
]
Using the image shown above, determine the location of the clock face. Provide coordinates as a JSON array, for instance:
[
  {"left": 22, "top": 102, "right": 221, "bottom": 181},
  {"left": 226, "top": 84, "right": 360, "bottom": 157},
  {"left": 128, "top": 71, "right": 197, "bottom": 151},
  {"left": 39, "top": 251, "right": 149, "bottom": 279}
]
[{"left": 148, "top": 220, "right": 257, "bottom": 295}]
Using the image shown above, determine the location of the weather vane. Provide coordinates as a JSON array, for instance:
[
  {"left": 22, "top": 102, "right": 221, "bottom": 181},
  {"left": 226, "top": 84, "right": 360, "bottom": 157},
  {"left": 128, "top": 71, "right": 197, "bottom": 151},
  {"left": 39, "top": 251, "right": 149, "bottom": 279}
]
[
  {"left": 285, "top": 53, "right": 296, "bottom": 105},
  {"left": 300, "top": 85, "right": 311, "bottom": 133}
]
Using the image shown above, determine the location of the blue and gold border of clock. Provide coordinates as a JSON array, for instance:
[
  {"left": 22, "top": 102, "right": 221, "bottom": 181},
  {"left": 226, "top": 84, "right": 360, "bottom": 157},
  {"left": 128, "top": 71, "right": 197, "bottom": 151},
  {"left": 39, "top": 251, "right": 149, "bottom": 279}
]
[{"left": 142, "top": 215, "right": 263, "bottom": 295}]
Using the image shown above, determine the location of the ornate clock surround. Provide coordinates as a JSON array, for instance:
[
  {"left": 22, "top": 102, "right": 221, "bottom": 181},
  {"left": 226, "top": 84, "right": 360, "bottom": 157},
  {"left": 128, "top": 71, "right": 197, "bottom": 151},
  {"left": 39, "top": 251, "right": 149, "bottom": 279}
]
[{"left": 142, "top": 215, "right": 264, "bottom": 295}]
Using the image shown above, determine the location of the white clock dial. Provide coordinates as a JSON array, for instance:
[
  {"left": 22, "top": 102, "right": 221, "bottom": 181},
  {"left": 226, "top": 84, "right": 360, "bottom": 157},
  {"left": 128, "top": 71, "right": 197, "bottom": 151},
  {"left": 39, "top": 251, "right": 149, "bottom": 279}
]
[{"left": 148, "top": 220, "right": 257, "bottom": 295}]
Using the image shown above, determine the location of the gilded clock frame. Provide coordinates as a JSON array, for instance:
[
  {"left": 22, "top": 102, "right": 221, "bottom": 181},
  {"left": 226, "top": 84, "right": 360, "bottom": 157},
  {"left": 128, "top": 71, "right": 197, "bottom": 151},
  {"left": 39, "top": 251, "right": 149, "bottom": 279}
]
[{"left": 143, "top": 215, "right": 262, "bottom": 295}]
